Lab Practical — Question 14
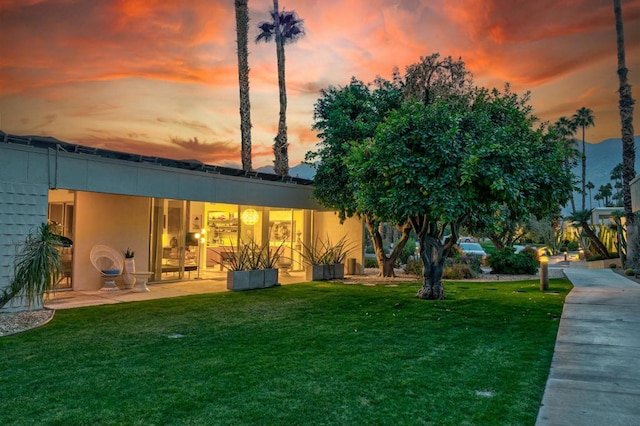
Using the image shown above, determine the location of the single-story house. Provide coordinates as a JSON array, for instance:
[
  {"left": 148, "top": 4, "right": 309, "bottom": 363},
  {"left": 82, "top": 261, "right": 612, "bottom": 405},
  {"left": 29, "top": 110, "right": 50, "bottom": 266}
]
[{"left": 0, "top": 132, "right": 364, "bottom": 312}]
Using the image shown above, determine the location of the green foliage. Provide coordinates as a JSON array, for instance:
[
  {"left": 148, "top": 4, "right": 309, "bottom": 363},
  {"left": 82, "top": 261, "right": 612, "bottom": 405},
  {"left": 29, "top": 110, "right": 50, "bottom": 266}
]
[
  {"left": 488, "top": 248, "right": 539, "bottom": 275},
  {"left": 443, "top": 264, "right": 475, "bottom": 279},
  {"left": 299, "top": 235, "right": 353, "bottom": 265},
  {"left": 625, "top": 268, "right": 634, "bottom": 276},
  {"left": 0, "top": 223, "right": 62, "bottom": 309},
  {"left": 446, "top": 250, "right": 483, "bottom": 275},
  {"left": 364, "top": 258, "right": 378, "bottom": 268},
  {"left": 0, "top": 280, "right": 572, "bottom": 425},
  {"left": 398, "top": 236, "right": 418, "bottom": 264},
  {"left": 403, "top": 259, "right": 423, "bottom": 276},
  {"left": 521, "top": 246, "right": 540, "bottom": 262}
]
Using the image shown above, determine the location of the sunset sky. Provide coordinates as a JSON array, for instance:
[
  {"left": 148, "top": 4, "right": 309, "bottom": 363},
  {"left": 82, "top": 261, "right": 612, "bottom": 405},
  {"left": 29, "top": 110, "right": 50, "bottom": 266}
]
[{"left": 1, "top": 0, "right": 639, "bottom": 170}]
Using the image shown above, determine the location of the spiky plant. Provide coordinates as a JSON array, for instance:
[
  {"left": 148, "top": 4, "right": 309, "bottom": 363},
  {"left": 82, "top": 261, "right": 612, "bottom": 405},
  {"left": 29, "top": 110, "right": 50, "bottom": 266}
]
[{"left": 0, "top": 223, "right": 62, "bottom": 309}]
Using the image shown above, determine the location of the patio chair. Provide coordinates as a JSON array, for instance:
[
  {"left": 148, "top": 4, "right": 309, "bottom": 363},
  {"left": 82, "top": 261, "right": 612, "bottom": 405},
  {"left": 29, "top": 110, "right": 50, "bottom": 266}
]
[{"left": 90, "top": 245, "right": 124, "bottom": 292}]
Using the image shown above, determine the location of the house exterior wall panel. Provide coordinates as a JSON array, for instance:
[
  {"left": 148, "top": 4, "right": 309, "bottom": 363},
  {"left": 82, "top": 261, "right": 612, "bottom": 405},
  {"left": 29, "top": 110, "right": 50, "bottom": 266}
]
[{"left": 0, "top": 180, "right": 48, "bottom": 312}]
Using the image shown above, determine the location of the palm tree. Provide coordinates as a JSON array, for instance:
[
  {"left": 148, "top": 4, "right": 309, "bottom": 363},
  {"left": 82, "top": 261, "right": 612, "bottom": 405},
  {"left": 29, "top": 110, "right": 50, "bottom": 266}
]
[
  {"left": 553, "top": 116, "right": 578, "bottom": 212},
  {"left": 586, "top": 181, "right": 595, "bottom": 209},
  {"left": 256, "top": 0, "right": 305, "bottom": 177},
  {"left": 235, "top": 0, "right": 252, "bottom": 172},
  {"left": 613, "top": 0, "right": 637, "bottom": 268},
  {"left": 567, "top": 210, "right": 610, "bottom": 259},
  {"left": 572, "top": 107, "right": 595, "bottom": 210}
]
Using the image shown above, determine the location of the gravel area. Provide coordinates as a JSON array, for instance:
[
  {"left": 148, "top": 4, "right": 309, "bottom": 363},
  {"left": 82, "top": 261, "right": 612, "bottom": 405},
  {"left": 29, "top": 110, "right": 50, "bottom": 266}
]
[{"left": 0, "top": 309, "right": 54, "bottom": 337}]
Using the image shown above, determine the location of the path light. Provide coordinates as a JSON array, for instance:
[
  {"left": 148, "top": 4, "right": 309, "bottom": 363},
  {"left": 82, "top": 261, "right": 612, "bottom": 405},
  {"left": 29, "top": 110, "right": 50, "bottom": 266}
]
[{"left": 540, "top": 255, "right": 549, "bottom": 291}]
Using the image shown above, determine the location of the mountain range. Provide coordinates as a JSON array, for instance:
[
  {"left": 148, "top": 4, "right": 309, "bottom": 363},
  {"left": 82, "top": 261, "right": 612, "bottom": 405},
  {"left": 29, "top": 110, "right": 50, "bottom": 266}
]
[{"left": 571, "top": 135, "right": 640, "bottom": 210}]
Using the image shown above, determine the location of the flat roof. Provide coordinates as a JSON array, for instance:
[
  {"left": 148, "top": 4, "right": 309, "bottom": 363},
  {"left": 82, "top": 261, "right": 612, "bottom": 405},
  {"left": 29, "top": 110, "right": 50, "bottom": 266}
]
[{"left": 1, "top": 131, "right": 313, "bottom": 186}]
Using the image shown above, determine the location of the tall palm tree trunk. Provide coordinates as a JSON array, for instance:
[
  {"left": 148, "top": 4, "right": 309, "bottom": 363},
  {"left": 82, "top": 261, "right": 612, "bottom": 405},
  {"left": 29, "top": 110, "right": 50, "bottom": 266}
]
[
  {"left": 614, "top": 0, "right": 638, "bottom": 268},
  {"left": 581, "top": 128, "right": 586, "bottom": 210},
  {"left": 273, "top": 0, "right": 289, "bottom": 177},
  {"left": 235, "top": 0, "right": 252, "bottom": 172}
]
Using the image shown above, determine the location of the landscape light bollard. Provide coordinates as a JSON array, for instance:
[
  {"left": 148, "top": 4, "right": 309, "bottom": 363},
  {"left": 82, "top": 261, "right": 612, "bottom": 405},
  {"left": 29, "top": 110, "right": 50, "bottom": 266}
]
[
  {"left": 563, "top": 251, "right": 568, "bottom": 262},
  {"left": 540, "top": 256, "right": 549, "bottom": 291}
]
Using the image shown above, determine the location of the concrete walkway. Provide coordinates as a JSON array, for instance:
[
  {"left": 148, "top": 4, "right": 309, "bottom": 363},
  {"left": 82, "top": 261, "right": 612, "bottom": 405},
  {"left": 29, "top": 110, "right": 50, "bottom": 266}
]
[{"left": 536, "top": 268, "right": 640, "bottom": 425}]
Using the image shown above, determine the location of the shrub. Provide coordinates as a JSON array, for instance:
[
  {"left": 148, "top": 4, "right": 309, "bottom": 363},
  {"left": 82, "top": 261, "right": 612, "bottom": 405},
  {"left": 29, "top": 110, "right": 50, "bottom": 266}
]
[
  {"left": 404, "top": 260, "right": 423, "bottom": 276},
  {"left": 624, "top": 268, "right": 635, "bottom": 276},
  {"left": 365, "top": 258, "right": 377, "bottom": 268},
  {"left": 443, "top": 264, "right": 475, "bottom": 279},
  {"left": 445, "top": 251, "right": 483, "bottom": 274},
  {"left": 567, "top": 241, "right": 579, "bottom": 251},
  {"left": 609, "top": 263, "right": 617, "bottom": 269},
  {"left": 520, "top": 246, "right": 539, "bottom": 262},
  {"left": 488, "top": 248, "right": 538, "bottom": 275}
]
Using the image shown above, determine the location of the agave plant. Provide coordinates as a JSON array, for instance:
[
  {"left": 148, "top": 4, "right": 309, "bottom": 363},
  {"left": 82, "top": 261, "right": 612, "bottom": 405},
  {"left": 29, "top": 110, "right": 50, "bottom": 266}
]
[
  {"left": 219, "top": 237, "right": 286, "bottom": 271},
  {"left": 0, "top": 223, "right": 62, "bottom": 309},
  {"left": 298, "top": 235, "right": 353, "bottom": 265}
]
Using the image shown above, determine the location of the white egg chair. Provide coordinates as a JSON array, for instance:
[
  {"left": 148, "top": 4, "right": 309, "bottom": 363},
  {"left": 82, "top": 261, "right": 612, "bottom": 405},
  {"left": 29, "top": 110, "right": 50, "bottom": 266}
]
[{"left": 90, "top": 245, "right": 124, "bottom": 292}]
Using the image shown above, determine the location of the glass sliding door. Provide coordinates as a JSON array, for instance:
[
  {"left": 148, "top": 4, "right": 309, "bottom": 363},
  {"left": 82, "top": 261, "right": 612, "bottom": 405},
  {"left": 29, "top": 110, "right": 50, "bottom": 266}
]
[{"left": 150, "top": 198, "right": 189, "bottom": 282}]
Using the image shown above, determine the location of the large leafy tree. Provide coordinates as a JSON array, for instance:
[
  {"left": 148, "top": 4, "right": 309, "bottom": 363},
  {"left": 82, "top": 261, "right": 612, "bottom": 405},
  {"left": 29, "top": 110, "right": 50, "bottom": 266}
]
[
  {"left": 348, "top": 88, "right": 573, "bottom": 299},
  {"left": 613, "top": 0, "right": 638, "bottom": 269},
  {"left": 256, "top": 0, "right": 305, "bottom": 176},
  {"left": 310, "top": 55, "right": 474, "bottom": 277},
  {"left": 309, "top": 77, "right": 410, "bottom": 276},
  {"left": 235, "top": 0, "right": 252, "bottom": 172},
  {"left": 572, "top": 107, "right": 595, "bottom": 210}
]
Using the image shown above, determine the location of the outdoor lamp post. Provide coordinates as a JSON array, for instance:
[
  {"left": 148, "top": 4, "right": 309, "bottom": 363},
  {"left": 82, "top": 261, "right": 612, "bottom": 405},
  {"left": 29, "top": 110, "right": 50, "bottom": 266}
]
[
  {"left": 540, "top": 255, "right": 549, "bottom": 291},
  {"left": 194, "top": 229, "right": 206, "bottom": 279}
]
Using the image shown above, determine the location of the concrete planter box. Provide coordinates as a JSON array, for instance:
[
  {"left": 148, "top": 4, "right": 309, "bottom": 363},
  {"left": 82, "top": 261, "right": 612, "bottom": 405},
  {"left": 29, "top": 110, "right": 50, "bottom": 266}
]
[
  {"left": 227, "top": 269, "right": 279, "bottom": 291},
  {"left": 305, "top": 263, "right": 345, "bottom": 281}
]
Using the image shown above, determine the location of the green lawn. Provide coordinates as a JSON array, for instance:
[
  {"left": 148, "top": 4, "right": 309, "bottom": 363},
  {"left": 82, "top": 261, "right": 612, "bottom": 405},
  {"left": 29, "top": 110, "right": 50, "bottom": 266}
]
[{"left": 0, "top": 279, "right": 571, "bottom": 425}]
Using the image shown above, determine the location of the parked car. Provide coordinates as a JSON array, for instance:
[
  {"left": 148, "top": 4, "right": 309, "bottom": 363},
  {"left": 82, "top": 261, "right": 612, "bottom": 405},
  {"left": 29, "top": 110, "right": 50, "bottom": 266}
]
[
  {"left": 459, "top": 236, "right": 477, "bottom": 243},
  {"left": 459, "top": 242, "right": 487, "bottom": 257}
]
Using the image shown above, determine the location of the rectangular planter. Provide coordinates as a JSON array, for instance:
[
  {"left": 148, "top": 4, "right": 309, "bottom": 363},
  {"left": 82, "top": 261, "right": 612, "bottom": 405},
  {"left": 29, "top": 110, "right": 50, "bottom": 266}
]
[
  {"left": 305, "top": 263, "right": 345, "bottom": 281},
  {"left": 227, "top": 269, "right": 278, "bottom": 291}
]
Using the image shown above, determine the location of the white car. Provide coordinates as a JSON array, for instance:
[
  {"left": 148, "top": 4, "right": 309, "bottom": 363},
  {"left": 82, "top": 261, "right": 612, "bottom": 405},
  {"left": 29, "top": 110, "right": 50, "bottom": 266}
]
[{"left": 459, "top": 242, "right": 487, "bottom": 257}]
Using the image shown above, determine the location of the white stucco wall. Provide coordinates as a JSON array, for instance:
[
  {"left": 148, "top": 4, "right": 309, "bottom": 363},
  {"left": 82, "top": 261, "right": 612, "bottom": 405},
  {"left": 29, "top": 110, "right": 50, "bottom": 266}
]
[
  {"left": 73, "top": 192, "right": 151, "bottom": 291},
  {"left": 312, "top": 211, "right": 364, "bottom": 274}
]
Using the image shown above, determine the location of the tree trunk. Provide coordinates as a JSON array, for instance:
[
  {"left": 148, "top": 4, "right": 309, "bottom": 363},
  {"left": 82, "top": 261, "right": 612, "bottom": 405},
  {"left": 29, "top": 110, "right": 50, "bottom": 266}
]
[
  {"left": 273, "top": 0, "right": 289, "bottom": 177},
  {"left": 365, "top": 218, "right": 411, "bottom": 277},
  {"left": 412, "top": 220, "right": 458, "bottom": 300},
  {"left": 489, "top": 235, "right": 504, "bottom": 251},
  {"left": 613, "top": 0, "right": 638, "bottom": 269},
  {"left": 235, "top": 0, "right": 252, "bottom": 172},
  {"left": 581, "top": 221, "right": 610, "bottom": 259},
  {"left": 415, "top": 235, "right": 446, "bottom": 300},
  {"left": 581, "top": 131, "right": 586, "bottom": 211}
]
